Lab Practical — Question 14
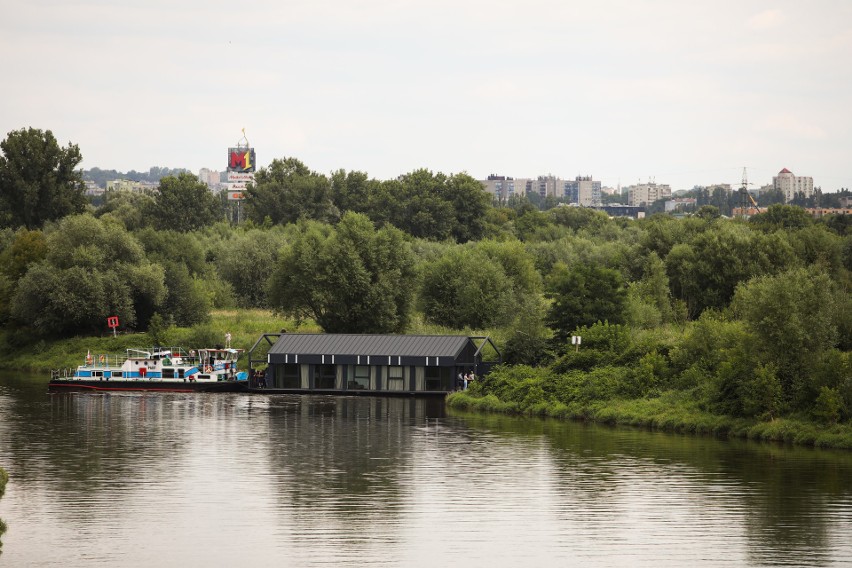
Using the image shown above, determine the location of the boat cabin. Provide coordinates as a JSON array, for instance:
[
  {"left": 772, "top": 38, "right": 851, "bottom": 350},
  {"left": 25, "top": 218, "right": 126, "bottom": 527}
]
[{"left": 247, "top": 334, "right": 500, "bottom": 395}]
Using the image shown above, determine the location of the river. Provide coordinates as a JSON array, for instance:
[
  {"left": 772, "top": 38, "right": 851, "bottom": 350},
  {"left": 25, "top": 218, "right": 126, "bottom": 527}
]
[{"left": 1, "top": 372, "right": 852, "bottom": 566}]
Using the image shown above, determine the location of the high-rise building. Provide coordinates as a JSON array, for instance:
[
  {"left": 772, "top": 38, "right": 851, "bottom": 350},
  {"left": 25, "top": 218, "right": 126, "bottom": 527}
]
[
  {"left": 480, "top": 175, "right": 530, "bottom": 201},
  {"left": 198, "top": 168, "right": 222, "bottom": 190},
  {"left": 773, "top": 168, "right": 813, "bottom": 202},
  {"left": 564, "top": 176, "right": 602, "bottom": 206},
  {"left": 627, "top": 182, "right": 672, "bottom": 207}
]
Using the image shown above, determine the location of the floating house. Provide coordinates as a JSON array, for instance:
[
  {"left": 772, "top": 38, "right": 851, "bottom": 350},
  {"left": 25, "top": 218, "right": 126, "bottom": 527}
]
[{"left": 247, "top": 333, "right": 500, "bottom": 395}]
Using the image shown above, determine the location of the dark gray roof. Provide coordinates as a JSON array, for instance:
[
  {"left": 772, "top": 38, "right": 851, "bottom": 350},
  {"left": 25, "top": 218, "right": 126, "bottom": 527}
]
[{"left": 268, "top": 334, "right": 472, "bottom": 358}]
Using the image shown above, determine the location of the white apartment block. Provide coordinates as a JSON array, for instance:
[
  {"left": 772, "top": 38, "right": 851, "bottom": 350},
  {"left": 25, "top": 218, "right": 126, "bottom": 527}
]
[
  {"left": 565, "top": 176, "right": 602, "bottom": 206},
  {"left": 481, "top": 174, "right": 602, "bottom": 206},
  {"left": 198, "top": 168, "right": 222, "bottom": 190},
  {"left": 773, "top": 168, "right": 814, "bottom": 202},
  {"left": 627, "top": 182, "right": 672, "bottom": 207},
  {"left": 480, "top": 175, "right": 530, "bottom": 201},
  {"left": 106, "top": 179, "right": 158, "bottom": 193}
]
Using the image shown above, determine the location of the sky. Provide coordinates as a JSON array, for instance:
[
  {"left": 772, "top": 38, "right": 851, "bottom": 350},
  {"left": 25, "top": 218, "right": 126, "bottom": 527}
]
[{"left": 2, "top": 0, "right": 852, "bottom": 191}]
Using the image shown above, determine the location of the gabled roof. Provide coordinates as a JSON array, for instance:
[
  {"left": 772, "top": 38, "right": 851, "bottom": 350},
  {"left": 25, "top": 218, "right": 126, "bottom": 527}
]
[
  {"left": 268, "top": 334, "right": 472, "bottom": 359},
  {"left": 779, "top": 167, "right": 793, "bottom": 174}
]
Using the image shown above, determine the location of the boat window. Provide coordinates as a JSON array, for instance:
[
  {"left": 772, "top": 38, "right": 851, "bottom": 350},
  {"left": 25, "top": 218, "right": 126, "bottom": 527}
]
[
  {"left": 350, "top": 365, "right": 370, "bottom": 390},
  {"left": 425, "top": 366, "right": 452, "bottom": 391},
  {"left": 279, "top": 364, "right": 300, "bottom": 388},
  {"left": 387, "top": 366, "right": 404, "bottom": 391},
  {"left": 315, "top": 364, "right": 336, "bottom": 389}
]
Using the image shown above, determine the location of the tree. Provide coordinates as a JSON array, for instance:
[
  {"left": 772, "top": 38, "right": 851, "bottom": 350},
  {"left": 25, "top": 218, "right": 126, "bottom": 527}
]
[
  {"left": 215, "top": 228, "right": 287, "bottom": 308},
  {"left": 0, "top": 127, "right": 86, "bottom": 229},
  {"left": 267, "top": 212, "right": 415, "bottom": 333},
  {"left": 375, "top": 169, "right": 491, "bottom": 242},
  {"left": 730, "top": 266, "right": 842, "bottom": 410},
  {"left": 665, "top": 223, "right": 795, "bottom": 317},
  {"left": 160, "top": 261, "right": 210, "bottom": 327},
  {"left": 244, "top": 157, "right": 338, "bottom": 225},
  {"left": 444, "top": 173, "right": 491, "bottom": 243},
  {"left": 419, "top": 246, "right": 516, "bottom": 329},
  {"left": 96, "top": 189, "right": 156, "bottom": 231},
  {"left": 390, "top": 169, "right": 455, "bottom": 240},
  {"left": 10, "top": 214, "right": 167, "bottom": 336},
  {"left": 330, "top": 169, "right": 375, "bottom": 215},
  {"left": 150, "top": 172, "right": 223, "bottom": 232},
  {"left": 545, "top": 261, "right": 627, "bottom": 347},
  {"left": 749, "top": 204, "right": 813, "bottom": 231}
]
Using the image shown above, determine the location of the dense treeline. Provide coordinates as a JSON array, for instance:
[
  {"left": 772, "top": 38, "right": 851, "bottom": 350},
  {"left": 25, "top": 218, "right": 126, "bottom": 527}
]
[{"left": 1, "top": 126, "right": 851, "bottom": 433}]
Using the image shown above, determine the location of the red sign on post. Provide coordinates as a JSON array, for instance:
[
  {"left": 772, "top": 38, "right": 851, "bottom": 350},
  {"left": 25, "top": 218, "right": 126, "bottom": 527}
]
[{"left": 107, "top": 316, "right": 119, "bottom": 328}]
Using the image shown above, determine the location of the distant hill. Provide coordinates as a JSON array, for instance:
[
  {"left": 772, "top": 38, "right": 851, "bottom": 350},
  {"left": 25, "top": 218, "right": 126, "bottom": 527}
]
[{"left": 83, "top": 166, "right": 190, "bottom": 188}]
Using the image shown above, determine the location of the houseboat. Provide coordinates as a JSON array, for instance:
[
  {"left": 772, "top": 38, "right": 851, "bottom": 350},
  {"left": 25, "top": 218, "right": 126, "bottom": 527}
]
[
  {"left": 50, "top": 347, "right": 247, "bottom": 392},
  {"left": 246, "top": 333, "right": 500, "bottom": 395}
]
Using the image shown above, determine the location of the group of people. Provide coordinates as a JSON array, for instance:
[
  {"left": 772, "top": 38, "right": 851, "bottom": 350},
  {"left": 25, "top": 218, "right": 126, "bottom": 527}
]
[
  {"left": 251, "top": 368, "right": 267, "bottom": 388},
  {"left": 457, "top": 370, "right": 476, "bottom": 391}
]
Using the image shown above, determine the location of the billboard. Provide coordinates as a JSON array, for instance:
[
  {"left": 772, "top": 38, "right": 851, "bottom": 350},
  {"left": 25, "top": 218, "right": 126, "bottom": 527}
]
[{"left": 227, "top": 147, "right": 256, "bottom": 173}]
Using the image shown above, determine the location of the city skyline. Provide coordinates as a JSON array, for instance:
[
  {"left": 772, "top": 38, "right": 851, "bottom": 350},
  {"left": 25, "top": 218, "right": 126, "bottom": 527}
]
[{"left": 3, "top": 1, "right": 851, "bottom": 191}]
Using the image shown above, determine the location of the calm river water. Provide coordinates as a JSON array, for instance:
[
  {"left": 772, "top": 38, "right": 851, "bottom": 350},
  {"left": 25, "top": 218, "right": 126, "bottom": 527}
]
[{"left": 2, "top": 372, "right": 852, "bottom": 567}]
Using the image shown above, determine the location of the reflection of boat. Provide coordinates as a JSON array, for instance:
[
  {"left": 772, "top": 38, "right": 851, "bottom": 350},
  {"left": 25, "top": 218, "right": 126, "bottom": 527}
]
[{"left": 49, "top": 347, "right": 248, "bottom": 392}]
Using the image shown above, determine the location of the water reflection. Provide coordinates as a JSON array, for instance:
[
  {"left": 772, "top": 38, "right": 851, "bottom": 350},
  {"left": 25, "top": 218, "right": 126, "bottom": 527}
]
[{"left": 0, "top": 374, "right": 851, "bottom": 567}]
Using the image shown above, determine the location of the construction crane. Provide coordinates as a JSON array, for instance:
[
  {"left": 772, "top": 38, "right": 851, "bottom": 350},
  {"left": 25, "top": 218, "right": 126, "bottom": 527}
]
[{"left": 737, "top": 167, "right": 761, "bottom": 217}]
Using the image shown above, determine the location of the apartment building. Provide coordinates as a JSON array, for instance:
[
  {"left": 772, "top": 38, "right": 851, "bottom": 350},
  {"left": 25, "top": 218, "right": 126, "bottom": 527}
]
[
  {"left": 627, "top": 182, "right": 672, "bottom": 207},
  {"left": 773, "top": 168, "right": 814, "bottom": 202}
]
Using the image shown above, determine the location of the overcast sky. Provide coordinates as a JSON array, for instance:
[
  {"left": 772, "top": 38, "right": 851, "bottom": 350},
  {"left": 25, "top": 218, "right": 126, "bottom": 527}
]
[{"left": 2, "top": 0, "right": 851, "bottom": 191}]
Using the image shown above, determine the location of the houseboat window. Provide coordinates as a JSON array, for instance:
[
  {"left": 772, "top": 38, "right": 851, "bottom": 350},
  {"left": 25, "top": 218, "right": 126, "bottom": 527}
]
[
  {"left": 162, "top": 368, "right": 175, "bottom": 379},
  {"left": 280, "top": 364, "right": 301, "bottom": 388},
  {"left": 92, "top": 371, "right": 103, "bottom": 378},
  {"left": 350, "top": 365, "right": 370, "bottom": 390},
  {"left": 388, "top": 366, "right": 403, "bottom": 390},
  {"left": 425, "top": 366, "right": 452, "bottom": 391},
  {"left": 315, "top": 364, "right": 336, "bottom": 389}
]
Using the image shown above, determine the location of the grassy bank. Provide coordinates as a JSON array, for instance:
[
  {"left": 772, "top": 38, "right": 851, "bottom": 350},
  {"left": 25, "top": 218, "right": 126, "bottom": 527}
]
[
  {"left": 0, "top": 310, "right": 315, "bottom": 373},
  {"left": 2, "top": 310, "right": 496, "bottom": 374},
  {"left": 447, "top": 389, "right": 852, "bottom": 450}
]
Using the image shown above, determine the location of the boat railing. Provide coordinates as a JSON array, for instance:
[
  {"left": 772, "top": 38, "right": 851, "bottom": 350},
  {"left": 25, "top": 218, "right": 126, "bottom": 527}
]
[{"left": 81, "top": 349, "right": 203, "bottom": 369}]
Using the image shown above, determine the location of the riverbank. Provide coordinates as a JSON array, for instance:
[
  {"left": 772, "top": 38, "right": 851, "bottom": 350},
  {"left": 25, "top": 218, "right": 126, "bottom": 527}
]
[
  {"left": 447, "top": 389, "right": 852, "bottom": 450},
  {"left": 0, "top": 310, "right": 313, "bottom": 373}
]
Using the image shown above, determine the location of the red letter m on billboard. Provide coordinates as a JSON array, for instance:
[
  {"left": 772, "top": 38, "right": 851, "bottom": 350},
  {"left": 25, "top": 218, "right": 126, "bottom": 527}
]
[{"left": 227, "top": 148, "right": 255, "bottom": 172}]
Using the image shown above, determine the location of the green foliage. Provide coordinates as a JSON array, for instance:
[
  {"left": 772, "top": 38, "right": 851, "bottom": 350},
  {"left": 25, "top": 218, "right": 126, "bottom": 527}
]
[
  {"left": 812, "top": 386, "right": 843, "bottom": 425},
  {"left": 549, "top": 206, "right": 610, "bottom": 232},
  {"left": 215, "top": 228, "right": 287, "bottom": 308},
  {"left": 502, "top": 295, "right": 552, "bottom": 366},
  {"left": 626, "top": 252, "right": 676, "bottom": 328},
  {"left": 150, "top": 173, "right": 223, "bottom": 232},
  {"left": 0, "top": 229, "right": 47, "bottom": 280},
  {"left": 731, "top": 266, "right": 842, "bottom": 410},
  {"left": 0, "top": 127, "right": 87, "bottom": 229},
  {"left": 146, "top": 312, "right": 171, "bottom": 345},
  {"left": 268, "top": 212, "right": 415, "bottom": 333},
  {"left": 419, "top": 245, "right": 515, "bottom": 329},
  {"left": 245, "top": 157, "right": 338, "bottom": 225},
  {"left": 374, "top": 169, "right": 490, "bottom": 242},
  {"left": 545, "top": 261, "right": 626, "bottom": 346},
  {"left": 553, "top": 321, "right": 634, "bottom": 372},
  {"left": 96, "top": 190, "right": 156, "bottom": 230},
  {"left": 665, "top": 222, "right": 795, "bottom": 317},
  {"left": 749, "top": 204, "right": 814, "bottom": 231},
  {"left": 135, "top": 228, "right": 207, "bottom": 277},
  {"left": 330, "top": 169, "right": 373, "bottom": 214},
  {"left": 9, "top": 214, "right": 168, "bottom": 336},
  {"left": 161, "top": 262, "right": 210, "bottom": 327}
]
